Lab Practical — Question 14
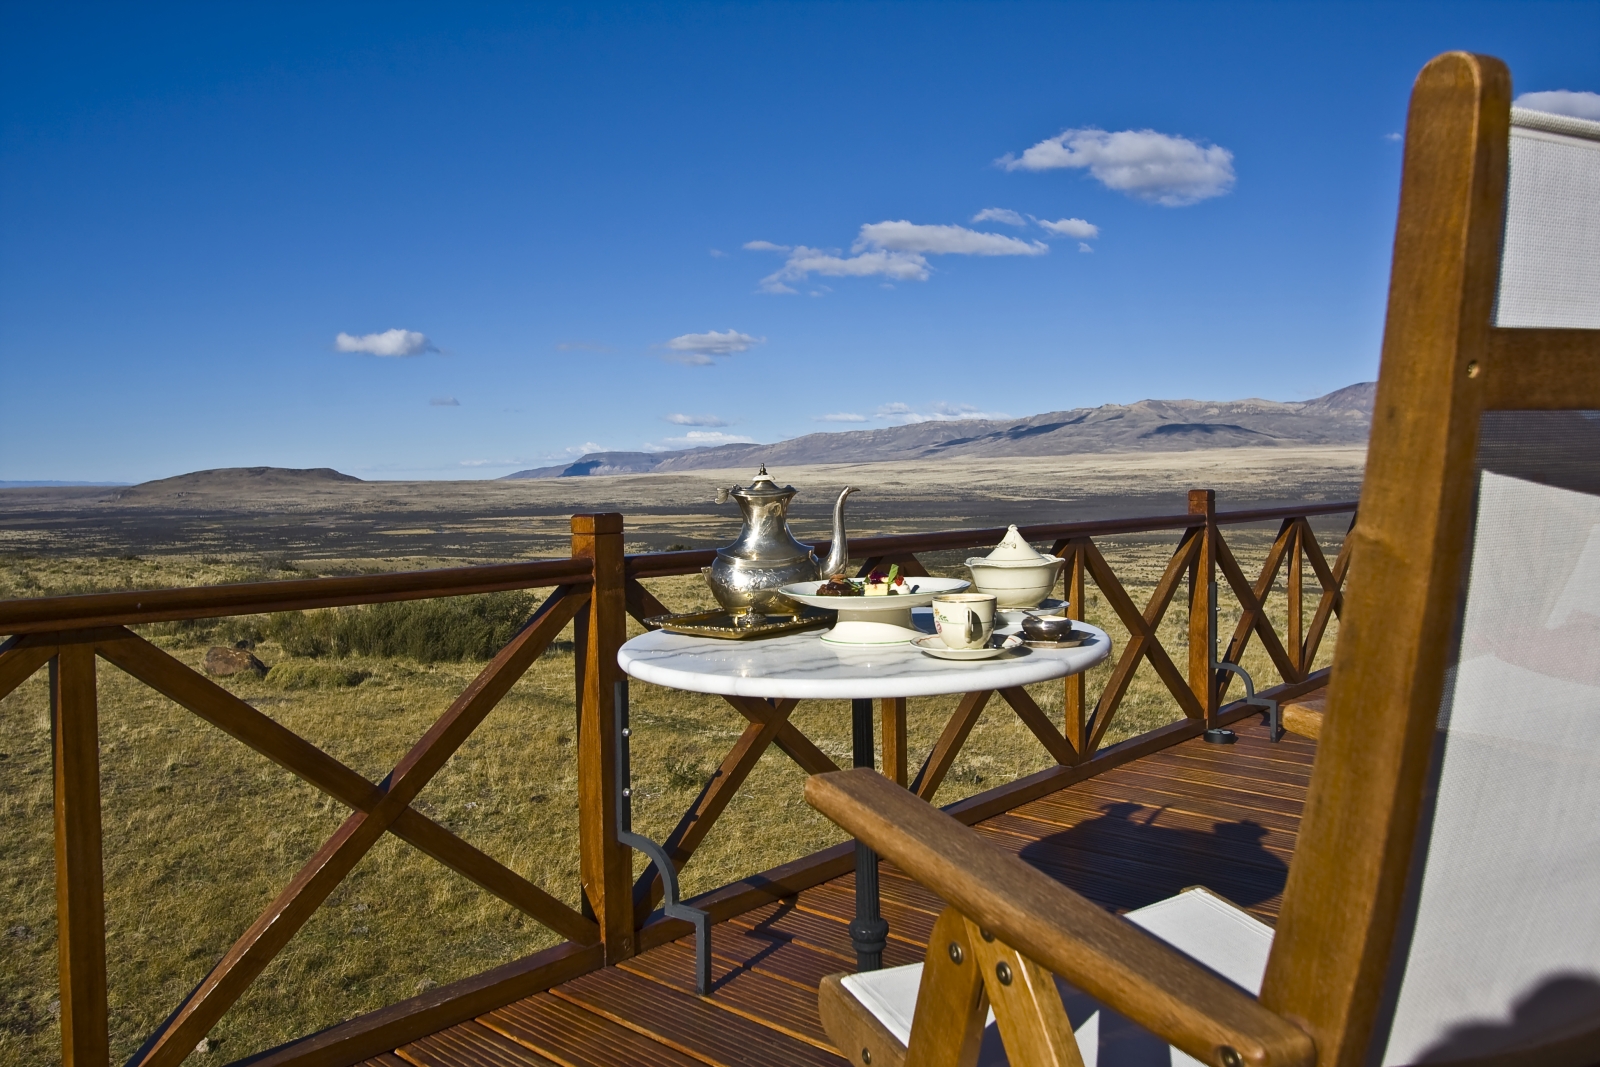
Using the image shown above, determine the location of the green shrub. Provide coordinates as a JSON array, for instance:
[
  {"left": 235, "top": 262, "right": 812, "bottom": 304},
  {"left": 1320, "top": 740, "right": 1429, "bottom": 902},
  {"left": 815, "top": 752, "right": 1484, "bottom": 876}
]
[
  {"left": 263, "top": 661, "right": 371, "bottom": 689},
  {"left": 265, "top": 591, "right": 537, "bottom": 663},
  {"left": 144, "top": 615, "right": 267, "bottom": 649}
]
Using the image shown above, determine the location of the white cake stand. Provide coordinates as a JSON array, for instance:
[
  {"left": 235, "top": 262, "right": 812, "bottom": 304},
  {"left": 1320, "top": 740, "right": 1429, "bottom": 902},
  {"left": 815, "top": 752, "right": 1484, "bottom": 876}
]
[{"left": 779, "top": 577, "right": 971, "bottom": 645}]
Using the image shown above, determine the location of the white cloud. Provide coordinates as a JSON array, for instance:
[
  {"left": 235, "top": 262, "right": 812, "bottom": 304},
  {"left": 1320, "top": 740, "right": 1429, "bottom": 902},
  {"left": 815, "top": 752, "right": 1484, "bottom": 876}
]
[
  {"left": 758, "top": 220, "right": 1046, "bottom": 292},
  {"left": 1384, "top": 132, "right": 1403, "bottom": 142},
  {"left": 459, "top": 459, "right": 492, "bottom": 467},
  {"left": 971, "top": 207, "right": 1026, "bottom": 227},
  {"left": 874, "top": 401, "right": 1009, "bottom": 424},
  {"left": 743, "top": 240, "right": 791, "bottom": 252},
  {"left": 709, "top": 248, "right": 727, "bottom": 258},
  {"left": 663, "top": 329, "right": 764, "bottom": 363},
  {"left": 429, "top": 396, "right": 460, "bottom": 406},
  {"left": 1000, "top": 127, "right": 1235, "bottom": 206},
  {"left": 857, "top": 221, "right": 1046, "bottom": 256},
  {"left": 565, "top": 442, "right": 605, "bottom": 456},
  {"left": 335, "top": 328, "right": 434, "bottom": 357},
  {"left": 657, "top": 430, "right": 757, "bottom": 449},
  {"left": 760, "top": 246, "right": 930, "bottom": 292},
  {"left": 1078, "top": 242, "right": 1094, "bottom": 253},
  {"left": 814, "top": 412, "right": 867, "bottom": 422},
  {"left": 1035, "top": 217, "right": 1099, "bottom": 239},
  {"left": 1515, "top": 90, "right": 1600, "bottom": 121},
  {"left": 664, "top": 413, "right": 730, "bottom": 427}
]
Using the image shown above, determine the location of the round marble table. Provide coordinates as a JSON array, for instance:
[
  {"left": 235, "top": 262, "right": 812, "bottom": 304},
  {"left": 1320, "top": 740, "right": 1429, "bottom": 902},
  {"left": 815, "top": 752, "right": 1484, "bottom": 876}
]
[{"left": 617, "top": 612, "right": 1111, "bottom": 969}]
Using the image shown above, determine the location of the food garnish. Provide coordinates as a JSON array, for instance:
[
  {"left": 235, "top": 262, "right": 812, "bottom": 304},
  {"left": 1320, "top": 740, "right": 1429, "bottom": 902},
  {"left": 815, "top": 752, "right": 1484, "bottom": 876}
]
[{"left": 813, "top": 565, "right": 916, "bottom": 598}]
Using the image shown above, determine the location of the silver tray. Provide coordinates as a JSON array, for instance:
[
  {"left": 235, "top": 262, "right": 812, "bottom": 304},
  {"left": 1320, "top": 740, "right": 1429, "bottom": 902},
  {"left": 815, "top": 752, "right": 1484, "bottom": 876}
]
[{"left": 643, "top": 608, "right": 834, "bottom": 640}]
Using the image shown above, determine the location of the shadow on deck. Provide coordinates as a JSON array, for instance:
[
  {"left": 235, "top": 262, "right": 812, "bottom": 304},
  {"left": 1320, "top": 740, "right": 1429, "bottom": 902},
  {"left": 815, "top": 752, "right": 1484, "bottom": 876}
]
[{"left": 371, "top": 718, "right": 1313, "bottom": 1067}]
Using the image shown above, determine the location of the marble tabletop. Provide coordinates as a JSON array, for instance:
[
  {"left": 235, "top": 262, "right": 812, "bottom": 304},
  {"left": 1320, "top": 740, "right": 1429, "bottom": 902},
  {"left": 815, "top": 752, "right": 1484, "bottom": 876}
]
[{"left": 617, "top": 609, "right": 1111, "bottom": 700}]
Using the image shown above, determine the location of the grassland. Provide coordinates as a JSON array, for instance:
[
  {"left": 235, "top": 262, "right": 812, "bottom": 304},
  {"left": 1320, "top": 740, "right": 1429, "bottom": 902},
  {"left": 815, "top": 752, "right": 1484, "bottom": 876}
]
[{"left": 0, "top": 452, "right": 1358, "bottom": 1065}]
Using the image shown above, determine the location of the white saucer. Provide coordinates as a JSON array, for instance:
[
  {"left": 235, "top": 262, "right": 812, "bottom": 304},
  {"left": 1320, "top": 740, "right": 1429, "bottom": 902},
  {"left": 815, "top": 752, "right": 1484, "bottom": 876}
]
[{"left": 911, "top": 633, "right": 1024, "bottom": 660}]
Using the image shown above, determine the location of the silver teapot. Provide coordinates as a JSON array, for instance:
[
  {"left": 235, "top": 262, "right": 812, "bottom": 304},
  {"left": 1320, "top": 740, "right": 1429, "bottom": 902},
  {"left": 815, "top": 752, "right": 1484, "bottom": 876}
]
[{"left": 706, "top": 467, "right": 857, "bottom": 614}]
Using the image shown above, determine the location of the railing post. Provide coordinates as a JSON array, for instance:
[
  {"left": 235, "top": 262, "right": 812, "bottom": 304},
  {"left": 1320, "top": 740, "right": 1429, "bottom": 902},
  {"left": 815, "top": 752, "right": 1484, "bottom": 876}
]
[
  {"left": 572, "top": 513, "right": 634, "bottom": 962},
  {"left": 1187, "top": 491, "right": 1222, "bottom": 731},
  {"left": 1063, "top": 541, "right": 1087, "bottom": 759},
  {"left": 51, "top": 642, "right": 109, "bottom": 1067},
  {"left": 880, "top": 698, "right": 907, "bottom": 787},
  {"left": 1287, "top": 519, "right": 1305, "bottom": 674}
]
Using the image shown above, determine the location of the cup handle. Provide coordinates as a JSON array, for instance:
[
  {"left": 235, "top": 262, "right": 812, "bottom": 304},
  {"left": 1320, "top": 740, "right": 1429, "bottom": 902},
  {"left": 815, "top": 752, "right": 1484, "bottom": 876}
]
[{"left": 965, "top": 608, "right": 982, "bottom": 644}]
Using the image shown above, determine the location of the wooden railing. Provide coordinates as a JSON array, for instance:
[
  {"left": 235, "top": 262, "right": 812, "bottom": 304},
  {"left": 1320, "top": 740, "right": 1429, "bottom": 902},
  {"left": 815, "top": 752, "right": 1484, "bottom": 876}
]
[{"left": 0, "top": 496, "right": 1355, "bottom": 1067}]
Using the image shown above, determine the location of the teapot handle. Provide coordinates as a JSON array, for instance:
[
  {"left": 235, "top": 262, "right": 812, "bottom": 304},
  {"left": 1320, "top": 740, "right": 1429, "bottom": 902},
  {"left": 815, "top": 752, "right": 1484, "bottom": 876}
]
[{"left": 714, "top": 487, "right": 731, "bottom": 505}]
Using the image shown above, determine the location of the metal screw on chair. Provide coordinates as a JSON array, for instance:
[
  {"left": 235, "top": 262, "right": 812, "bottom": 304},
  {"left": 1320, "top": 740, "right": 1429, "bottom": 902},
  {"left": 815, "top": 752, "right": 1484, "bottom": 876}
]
[
  {"left": 861, "top": 1047, "right": 872, "bottom": 1064},
  {"left": 995, "top": 961, "right": 1013, "bottom": 985},
  {"left": 1218, "top": 1047, "right": 1243, "bottom": 1067},
  {"left": 979, "top": 928, "right": 994, "bottom": 942},
  {"left": 947, "top": 942, "right": 964, "bottom": 964}
]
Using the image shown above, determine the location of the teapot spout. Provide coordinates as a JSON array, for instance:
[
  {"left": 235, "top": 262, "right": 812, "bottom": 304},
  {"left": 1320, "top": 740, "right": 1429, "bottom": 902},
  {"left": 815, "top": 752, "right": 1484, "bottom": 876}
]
[{"left": 817, "top": 486, "right": 859, "bottom": 579}]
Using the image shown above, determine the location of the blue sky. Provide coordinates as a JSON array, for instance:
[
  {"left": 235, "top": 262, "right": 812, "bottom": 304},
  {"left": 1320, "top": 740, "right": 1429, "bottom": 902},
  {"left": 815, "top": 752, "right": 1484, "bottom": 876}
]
[{"left": 2, "top": 2, "right": 1596, "bottom": 482}]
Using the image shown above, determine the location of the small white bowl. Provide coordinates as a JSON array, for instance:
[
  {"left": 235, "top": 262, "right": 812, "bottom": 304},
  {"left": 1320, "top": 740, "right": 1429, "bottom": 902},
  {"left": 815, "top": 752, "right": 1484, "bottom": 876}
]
[{"left": 964, "top": 556, "right": 1064, "bottom": 608}]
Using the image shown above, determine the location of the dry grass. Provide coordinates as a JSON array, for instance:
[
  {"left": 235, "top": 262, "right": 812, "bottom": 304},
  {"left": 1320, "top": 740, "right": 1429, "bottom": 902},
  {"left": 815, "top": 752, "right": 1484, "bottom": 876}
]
[{"left": 0, "top": 521, "right": 1343, "bottom": 1064}]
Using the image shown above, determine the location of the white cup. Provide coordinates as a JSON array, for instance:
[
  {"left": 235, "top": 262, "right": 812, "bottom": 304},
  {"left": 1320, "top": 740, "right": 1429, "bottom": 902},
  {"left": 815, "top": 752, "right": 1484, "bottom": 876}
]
[{"left": 932, "top": 593, "right": 997, "bottom": 650}]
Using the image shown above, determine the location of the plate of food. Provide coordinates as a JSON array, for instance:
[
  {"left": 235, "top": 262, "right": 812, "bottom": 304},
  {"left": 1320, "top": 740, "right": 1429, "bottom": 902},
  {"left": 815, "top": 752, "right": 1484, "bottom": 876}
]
[
  {"left": 910, "top": 632, "right": 1024, "bottom": 660},
  {"left": 780, "top": 567, "right": 970, "bottom": 645}
]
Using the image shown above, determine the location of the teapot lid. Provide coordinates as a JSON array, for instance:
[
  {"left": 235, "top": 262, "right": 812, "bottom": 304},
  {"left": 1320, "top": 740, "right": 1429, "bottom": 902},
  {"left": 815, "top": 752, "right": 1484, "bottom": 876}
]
[
  {"left": 983, "top": 525, "right": 1051, "bottom": 563},
  {"left": 728, "top": 465, "right": 796, "bottom": 502}
]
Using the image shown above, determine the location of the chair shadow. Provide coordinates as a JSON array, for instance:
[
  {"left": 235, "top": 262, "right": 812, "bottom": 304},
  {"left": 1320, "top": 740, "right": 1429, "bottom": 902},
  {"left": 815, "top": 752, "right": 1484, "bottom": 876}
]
[
  {"left": 1413, "top": 973, "right": 1600, "bottom": 1065},
  {"left": 1018, "top": 801, "right": 1288, "bottom": 911}
]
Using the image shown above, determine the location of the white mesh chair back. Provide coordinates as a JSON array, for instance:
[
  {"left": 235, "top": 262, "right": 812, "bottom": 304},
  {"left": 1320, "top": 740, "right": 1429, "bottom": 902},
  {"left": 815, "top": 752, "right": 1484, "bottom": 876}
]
[
  {"left": 1494, "top": 108, "right": 1600, "bottom": 328},
  {"left": 1374, "top": 104, "right": 1600, "bottom": 1064}
]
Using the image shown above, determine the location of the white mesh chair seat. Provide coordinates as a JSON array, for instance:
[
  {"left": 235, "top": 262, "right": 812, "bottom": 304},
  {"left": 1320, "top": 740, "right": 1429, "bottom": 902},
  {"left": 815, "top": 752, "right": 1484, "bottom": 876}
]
[
  {"left": 840, "top": 887, "right": 1274, "bottom": 1067},
  {"left": 1375, "top": 468, "right": 1600, "bottom": 1064}
]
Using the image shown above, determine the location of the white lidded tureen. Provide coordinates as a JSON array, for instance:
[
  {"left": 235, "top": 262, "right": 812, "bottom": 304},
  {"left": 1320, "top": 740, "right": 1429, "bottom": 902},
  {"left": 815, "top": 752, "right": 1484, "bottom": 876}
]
[{"left": 965, "top": 526, "right": 1066, "bottom": 608}]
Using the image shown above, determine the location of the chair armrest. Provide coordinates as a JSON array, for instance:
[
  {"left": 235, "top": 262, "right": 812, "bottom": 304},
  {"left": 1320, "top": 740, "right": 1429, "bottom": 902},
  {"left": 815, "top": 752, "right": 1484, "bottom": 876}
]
[{"left": 805, "top": 769, "right": 1315, "bottom": 1067}]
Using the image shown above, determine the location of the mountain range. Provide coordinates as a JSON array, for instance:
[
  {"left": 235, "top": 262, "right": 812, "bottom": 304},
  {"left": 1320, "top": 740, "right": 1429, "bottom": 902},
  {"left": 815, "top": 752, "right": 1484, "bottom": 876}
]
[{"left": 503, "top": 382, "right": 1375, "bottom": 480}]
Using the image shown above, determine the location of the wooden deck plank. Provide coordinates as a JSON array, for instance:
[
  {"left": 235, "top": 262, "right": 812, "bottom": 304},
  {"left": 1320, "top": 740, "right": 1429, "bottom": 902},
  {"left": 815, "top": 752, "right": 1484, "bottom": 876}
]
[
  {"left": 1016, "top": 791, "right": 1303, "bottom": 846},
  {"left": 373, "top": 719, "right": 1313, "bottom": 1067},
  {"left": 726, "top": 900, "right": 924, "bottom": 969},
  {"left": 398, "top": 1021, "right": 558, "bottom": 1067},
  {"left": 795, "top": 882, "right": 939, "bottom": 946},
  {"left": 1009, "top": 791, "right": 1300, "bottom": 854},
  {"left": 708, "top": 920, "right": 882, "bottom": 991},
  {"left": 551, "top": 966, "right": 848, "bottom": 1067},
  {"left": 482, "top": 994, "right": 707, "bottom": 1067},
  {"left": 620, "top": 938, "right": 838, "bottom": 1050},
  {"left": 984, "top": 808, "right": 1297, "bottom": 867}
]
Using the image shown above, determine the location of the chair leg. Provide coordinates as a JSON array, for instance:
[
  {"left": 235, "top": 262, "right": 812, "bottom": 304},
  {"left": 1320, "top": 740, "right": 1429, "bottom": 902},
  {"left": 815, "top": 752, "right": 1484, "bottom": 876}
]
[
  {"left": 906, "top": 907, "right": 990, "bottom": 1067},
  {"left": 966, "top": 919, "right": 1087, "bottom": 1067}
]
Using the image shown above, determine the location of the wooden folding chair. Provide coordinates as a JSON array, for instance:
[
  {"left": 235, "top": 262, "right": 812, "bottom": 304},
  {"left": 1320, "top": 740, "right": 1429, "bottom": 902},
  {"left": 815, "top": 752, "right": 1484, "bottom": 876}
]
[{"left": 805, "top": 51, "right": 1600, "bottom": 1067}]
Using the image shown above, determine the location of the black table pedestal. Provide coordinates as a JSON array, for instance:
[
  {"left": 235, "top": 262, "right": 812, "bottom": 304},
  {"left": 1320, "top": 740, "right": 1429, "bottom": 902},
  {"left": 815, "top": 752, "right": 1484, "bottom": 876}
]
[{"left": 849, "top": 697, "right": 888, "bottom": 970}]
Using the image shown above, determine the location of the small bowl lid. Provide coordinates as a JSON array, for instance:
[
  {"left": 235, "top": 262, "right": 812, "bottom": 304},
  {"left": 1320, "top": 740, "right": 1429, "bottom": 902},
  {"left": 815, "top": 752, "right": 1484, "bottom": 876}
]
[{"left": 967, "top": 525, "right": 1056, "bottom": 567}]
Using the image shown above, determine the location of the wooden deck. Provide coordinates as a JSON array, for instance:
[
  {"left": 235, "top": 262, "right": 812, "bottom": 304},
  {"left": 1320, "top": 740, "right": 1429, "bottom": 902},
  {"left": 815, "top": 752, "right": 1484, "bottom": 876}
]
[{"left": 367, "top": 717, "right": 1314, "bottom": 1067}]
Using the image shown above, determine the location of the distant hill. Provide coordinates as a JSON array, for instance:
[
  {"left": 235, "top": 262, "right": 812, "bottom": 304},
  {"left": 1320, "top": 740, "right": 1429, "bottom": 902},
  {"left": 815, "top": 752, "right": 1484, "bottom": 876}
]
[
  {"left": 503, "top": 383, "right": 1376, "bottom": 480},
  {"left": 115, "top": 466, "right": 363, "bottom": 500},
  {"left": 0, "top": 480, "right": 130, "bottom": 488}
]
